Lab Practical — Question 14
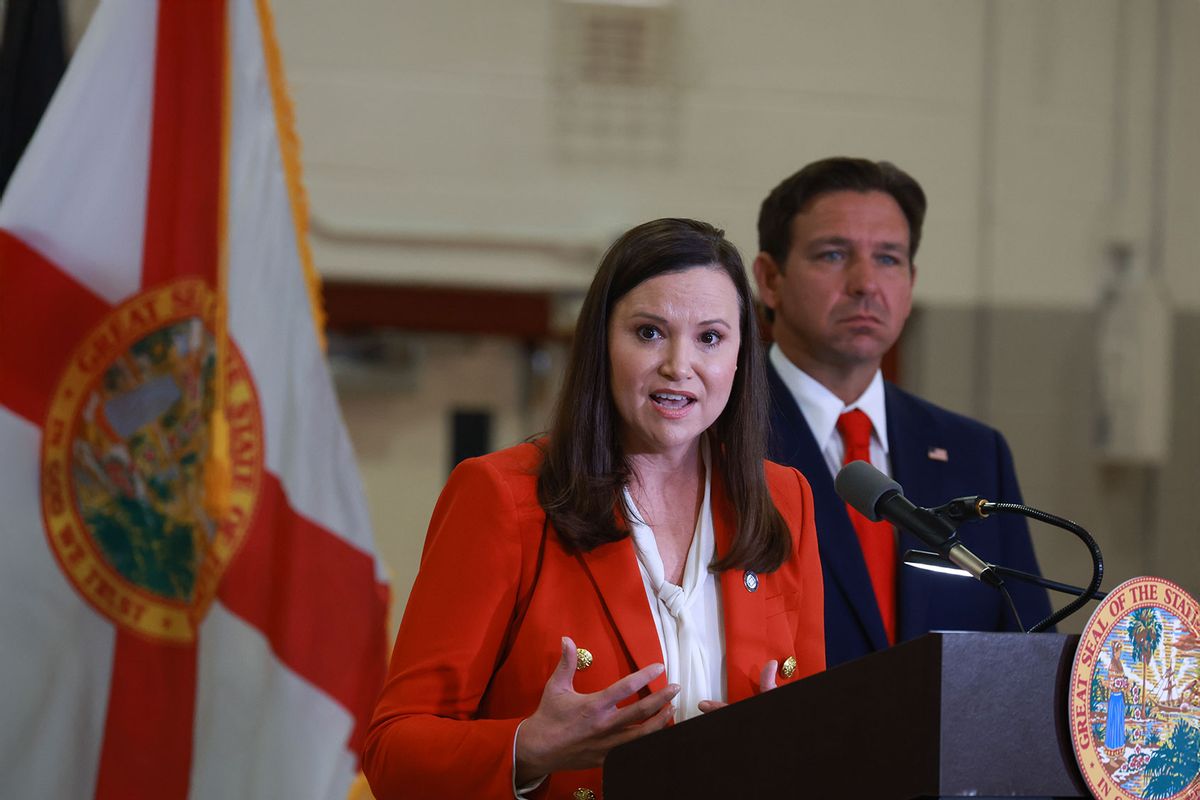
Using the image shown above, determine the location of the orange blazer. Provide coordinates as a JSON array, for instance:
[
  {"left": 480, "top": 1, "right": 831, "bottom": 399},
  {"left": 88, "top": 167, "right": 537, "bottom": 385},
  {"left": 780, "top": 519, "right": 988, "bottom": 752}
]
[{"left": 362, "top": 443, "right": 824, "bottom": 800}]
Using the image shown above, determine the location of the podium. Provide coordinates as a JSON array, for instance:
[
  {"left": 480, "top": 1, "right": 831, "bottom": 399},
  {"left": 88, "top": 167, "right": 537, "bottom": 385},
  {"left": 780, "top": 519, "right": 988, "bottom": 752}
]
[{"left": 604, "top": 632, "right": 1089, "bottom": 799}]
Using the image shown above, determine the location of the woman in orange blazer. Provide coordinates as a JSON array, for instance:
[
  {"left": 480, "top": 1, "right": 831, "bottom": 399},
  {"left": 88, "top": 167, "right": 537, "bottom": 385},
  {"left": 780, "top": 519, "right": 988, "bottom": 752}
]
[{"left": 363, "top": 219, "right": 825, "bottom": 799}]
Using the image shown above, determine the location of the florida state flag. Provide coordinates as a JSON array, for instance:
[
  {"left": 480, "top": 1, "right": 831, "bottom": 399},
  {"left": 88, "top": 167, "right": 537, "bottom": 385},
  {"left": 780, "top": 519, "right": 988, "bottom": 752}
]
[{"left": 0, "top": 1, "right": 389, "bottom": 797}]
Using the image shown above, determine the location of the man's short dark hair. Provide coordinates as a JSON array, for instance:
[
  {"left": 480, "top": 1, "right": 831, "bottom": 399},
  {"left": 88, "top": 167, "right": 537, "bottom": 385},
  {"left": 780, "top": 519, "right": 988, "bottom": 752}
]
[{"left": 757, "top": 157, "right": 927, "bottom": 266}]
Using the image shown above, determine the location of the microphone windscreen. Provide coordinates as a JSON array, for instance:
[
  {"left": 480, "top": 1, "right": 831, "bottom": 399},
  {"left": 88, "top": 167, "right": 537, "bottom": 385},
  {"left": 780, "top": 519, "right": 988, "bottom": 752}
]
[{"left": 834, "top": 460, "right": 902, "bottom": 522}]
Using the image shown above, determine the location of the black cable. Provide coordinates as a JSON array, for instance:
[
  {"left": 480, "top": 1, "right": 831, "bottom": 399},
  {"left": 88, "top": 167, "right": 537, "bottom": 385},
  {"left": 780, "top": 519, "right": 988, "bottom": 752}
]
[
  {"left": 995, "top": 579, "right": 1025, "bottom": 633},
  {"left": 979, "top": 502, "right": 1104, "bottom": 633}
]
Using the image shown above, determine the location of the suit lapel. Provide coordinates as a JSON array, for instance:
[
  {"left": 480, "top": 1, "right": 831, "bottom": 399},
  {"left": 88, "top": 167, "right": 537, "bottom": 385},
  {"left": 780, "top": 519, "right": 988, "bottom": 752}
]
[
  {"left": 766, "top": 362, "right": 889, "bottom": 652},
  {"left": 885, "top": 383, "right": 952, "bottom": 641},
  {"left": 574, "top": 534, "right": 667, "bottom": 693}
]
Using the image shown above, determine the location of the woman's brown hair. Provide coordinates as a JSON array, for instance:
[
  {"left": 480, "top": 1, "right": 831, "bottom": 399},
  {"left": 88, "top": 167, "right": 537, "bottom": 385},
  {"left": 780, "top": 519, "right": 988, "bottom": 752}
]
[{"left": 537, "top": 218, "right": 790, "bottom": 572}]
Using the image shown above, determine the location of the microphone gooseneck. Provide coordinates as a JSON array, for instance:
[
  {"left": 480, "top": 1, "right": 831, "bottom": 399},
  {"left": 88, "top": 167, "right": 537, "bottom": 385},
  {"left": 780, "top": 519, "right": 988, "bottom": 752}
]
[
  {"left": 971, "top": 501, "right": 1103, "bottom": 633},
  {"left": 927, "top": 492, "right": 1105, "bottom": 631}
]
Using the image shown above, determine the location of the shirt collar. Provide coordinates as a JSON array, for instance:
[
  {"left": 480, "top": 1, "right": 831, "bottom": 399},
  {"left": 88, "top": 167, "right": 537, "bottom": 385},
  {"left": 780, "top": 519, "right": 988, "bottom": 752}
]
[{"left": 769, "top": 343, "right": 889, "bottom": 453}]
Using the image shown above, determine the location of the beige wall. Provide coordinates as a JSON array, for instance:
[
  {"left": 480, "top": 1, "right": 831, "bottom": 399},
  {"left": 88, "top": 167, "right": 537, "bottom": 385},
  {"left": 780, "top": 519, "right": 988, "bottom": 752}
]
[
  {"left": 333, "top": 334, "right": 564, "bottom": 625},
  {"left": 277, "top": 0, "right": 1200, "bottom": 307},
  {"left": 259, "top": 1, "right": 1200, "bottom": 630}
]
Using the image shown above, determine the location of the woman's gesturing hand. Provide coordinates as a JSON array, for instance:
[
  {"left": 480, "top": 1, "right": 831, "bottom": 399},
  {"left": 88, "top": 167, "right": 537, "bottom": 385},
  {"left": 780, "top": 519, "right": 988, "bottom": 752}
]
[
  {"left": 696, "top": 659, "right": 778, "bottom": 714},
  {"left": 515, "top": 636, "right": 680, "bottom": 784}
]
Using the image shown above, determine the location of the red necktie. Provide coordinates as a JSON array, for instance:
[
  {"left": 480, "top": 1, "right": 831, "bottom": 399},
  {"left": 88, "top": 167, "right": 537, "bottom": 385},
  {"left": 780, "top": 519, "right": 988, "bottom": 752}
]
[{"left": 836, "top": 409, "right": 897, "bottom": 644}]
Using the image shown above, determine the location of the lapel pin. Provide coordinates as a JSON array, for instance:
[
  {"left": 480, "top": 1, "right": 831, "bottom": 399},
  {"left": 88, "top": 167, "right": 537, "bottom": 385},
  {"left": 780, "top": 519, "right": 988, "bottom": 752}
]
[
  {"left": 927, "top": 446, "right": 949, "bottom": 462},
  {"left": 743, "top": 570, "right": 759, "bottom": 592}
]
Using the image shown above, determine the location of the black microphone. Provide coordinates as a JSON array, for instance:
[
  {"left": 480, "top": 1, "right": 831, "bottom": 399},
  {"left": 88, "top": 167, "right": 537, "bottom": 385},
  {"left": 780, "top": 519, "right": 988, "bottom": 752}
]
[{"left": 834, "top": 460, "right": 1001, "bottom": 588}]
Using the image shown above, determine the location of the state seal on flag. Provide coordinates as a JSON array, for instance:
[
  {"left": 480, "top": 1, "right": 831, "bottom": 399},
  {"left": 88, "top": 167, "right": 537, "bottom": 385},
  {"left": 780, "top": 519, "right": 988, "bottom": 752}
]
[
  {"left": 40, "top": 277, "right": 263, "bottom": 643},
  {"left": 1069, "top": 576, "right": 1200, "bottom": 800}
]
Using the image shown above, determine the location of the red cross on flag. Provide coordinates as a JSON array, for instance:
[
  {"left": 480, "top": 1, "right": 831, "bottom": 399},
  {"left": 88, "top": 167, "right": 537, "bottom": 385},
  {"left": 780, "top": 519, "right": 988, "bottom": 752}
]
[{"left": 0, "top": 1, "right": 390, "bottom": 798}]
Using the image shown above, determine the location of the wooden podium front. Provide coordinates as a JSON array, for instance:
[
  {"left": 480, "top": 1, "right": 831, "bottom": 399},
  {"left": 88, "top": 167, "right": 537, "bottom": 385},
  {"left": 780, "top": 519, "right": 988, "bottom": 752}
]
[{"left": 604, "top": 632, "right": 1089, "bottom": 799}]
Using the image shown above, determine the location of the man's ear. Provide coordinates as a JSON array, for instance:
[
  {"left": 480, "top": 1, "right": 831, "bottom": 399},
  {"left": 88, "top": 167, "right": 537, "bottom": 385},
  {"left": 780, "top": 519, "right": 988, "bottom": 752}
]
[{"left": 752, "top": 252, "right": 782, "bottom": 310}]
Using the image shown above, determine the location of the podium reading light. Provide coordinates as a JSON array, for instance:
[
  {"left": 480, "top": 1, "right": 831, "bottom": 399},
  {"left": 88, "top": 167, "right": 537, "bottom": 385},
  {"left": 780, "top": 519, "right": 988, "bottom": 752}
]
[
  {"left": 904, "top": 551, "right": 971, "bottom": 578},
  {"left": 903, "top": 549, "right": 1109, "bottom": 602}
]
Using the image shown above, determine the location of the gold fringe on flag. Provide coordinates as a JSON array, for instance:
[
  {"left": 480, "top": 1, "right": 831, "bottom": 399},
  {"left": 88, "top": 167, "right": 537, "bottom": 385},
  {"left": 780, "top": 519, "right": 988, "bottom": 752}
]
[
  {"left": 203, "top": 0, "right": 235, "bottom": 521},
  {"left": 255, "top": 0, "right": 327, "bottom": 350}
]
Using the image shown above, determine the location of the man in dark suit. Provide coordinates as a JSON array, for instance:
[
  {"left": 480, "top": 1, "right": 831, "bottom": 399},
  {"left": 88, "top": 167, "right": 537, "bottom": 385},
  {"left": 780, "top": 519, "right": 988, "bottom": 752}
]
[{"left": 752, "top": 157, "right": 1053, "bottom": 668}]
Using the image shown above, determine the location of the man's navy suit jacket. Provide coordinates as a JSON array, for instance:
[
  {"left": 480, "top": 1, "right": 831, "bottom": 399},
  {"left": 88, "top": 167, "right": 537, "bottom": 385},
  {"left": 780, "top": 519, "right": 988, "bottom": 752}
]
[{"left": 766, "top": 360, "right": 1054, "bottom": 668}]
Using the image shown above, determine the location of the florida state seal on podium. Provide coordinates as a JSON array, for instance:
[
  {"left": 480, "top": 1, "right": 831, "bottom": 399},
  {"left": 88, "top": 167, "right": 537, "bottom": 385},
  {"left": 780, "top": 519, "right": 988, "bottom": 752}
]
[{"left": 1069, "top": 576, "right": 1200, "bottom": 800}]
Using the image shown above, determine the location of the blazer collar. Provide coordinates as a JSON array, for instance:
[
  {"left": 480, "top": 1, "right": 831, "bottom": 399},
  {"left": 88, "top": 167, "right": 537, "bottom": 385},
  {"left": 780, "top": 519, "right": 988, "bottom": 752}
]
[
  {"left": 710, "top": 468, "right": 769, "bottom": 703},
  {"left": 884, "top": 383, "right": 956, "bottom": 638},
  {"left": 574, "top": 529, "right": 667, "bottom": 694}
]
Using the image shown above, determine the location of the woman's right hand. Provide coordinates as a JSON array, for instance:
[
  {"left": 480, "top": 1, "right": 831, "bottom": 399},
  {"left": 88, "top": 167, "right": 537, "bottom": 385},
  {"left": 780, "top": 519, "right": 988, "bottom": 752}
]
[{"left": 515, "top": 636, "right": 679, "bottom": 785}]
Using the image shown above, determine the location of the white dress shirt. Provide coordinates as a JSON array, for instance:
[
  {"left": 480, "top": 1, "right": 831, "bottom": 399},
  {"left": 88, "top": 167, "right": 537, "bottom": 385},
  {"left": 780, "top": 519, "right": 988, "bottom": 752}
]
[{"left": 768, "top": 343, "right": 892, "bottom": 478}]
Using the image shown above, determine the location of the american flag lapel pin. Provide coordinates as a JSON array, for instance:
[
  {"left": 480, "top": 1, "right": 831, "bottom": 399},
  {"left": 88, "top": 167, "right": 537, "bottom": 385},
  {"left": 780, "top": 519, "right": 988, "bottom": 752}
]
[{"left": 927, "top": 446, "right": 949, "bottom": 462}]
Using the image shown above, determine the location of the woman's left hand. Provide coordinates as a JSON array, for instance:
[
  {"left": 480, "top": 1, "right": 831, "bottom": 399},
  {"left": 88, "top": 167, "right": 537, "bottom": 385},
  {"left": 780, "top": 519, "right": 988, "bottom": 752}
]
[{"left": 696, "top": 660, "right": 778, "bottom": 714}]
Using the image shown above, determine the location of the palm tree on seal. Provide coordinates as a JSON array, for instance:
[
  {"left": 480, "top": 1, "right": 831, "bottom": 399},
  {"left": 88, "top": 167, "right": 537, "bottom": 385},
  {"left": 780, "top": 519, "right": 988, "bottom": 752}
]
[
  {"left": 1143, "top": 721, "right": 1200, "bottom": 799},
  {"left": 1127, "top": 608, "right": 1163, "bottom": 720}
]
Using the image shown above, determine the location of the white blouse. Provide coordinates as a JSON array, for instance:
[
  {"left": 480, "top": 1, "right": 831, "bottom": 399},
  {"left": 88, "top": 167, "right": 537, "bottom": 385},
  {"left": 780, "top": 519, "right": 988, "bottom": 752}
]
[{"left": 623, "top": 442, "right": 726, "bottom": 721}]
